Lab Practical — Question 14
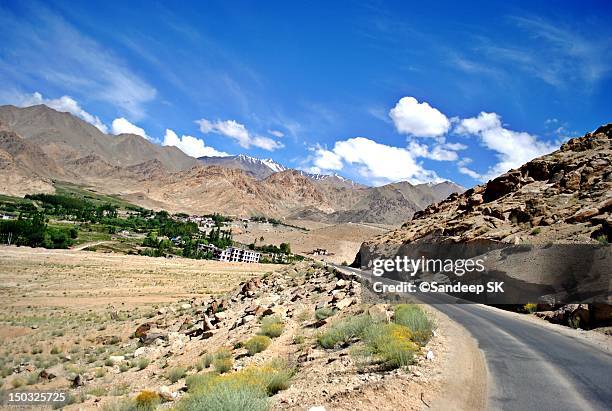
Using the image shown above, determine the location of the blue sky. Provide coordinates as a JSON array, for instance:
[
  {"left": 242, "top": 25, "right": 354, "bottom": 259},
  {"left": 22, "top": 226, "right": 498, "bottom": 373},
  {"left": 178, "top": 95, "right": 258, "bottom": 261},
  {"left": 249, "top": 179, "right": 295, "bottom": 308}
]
[{"left": 1, "top": 0, "right": 611, "bottom": 187}]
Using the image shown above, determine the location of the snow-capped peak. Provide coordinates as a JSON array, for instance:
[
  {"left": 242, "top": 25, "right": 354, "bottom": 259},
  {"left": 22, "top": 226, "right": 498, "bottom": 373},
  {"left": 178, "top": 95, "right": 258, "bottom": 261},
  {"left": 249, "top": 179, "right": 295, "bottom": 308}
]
[
  {"left": 261, "top": 158, "right": 286, "bottom": 173},
  {"left": 233, "top": 154, "right": 285, "bottom": 172}
]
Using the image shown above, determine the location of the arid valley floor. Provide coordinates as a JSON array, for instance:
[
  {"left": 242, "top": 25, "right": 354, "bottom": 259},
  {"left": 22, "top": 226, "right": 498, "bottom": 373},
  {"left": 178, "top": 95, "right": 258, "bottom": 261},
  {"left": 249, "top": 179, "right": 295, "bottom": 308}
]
[{"left": 0, "top": 245, "right": 463, "bottom": 410}]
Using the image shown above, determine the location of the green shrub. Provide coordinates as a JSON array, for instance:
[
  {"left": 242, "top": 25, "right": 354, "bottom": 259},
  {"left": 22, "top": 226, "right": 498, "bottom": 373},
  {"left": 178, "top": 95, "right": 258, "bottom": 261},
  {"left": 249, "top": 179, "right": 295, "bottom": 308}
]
[
  {"left": 134, "top": 390, "right": 160, "bottom": 410},
  {"left": 244, "top": 335, "right": 271, "bottom": 356},
  {"left": 25, "top": 372, "right": 39, "bottom": 385},
  {"left": 11, "top": 377, "right": 25, "bottom": 388},
  {"left": 185, "top": 372, "right": 218, "bottom": 392},
  {"left": 180, "top": 360, "right": 293, "bottom": 411},
  {"left": 258, "top": 316, "right": 284, "bottom": 338},
  {"left": 393, "top": 304, "right": 435, "bottom": 346},
  {"left": 136, "top": 357, "right": 150, "bottom": 370},
  {"left": 213, "top": 357, "right": 233, "bottom": 374},
  {"left": 315, "top": 307, "right": 335, "bottom": 320},
  {"left": 166, "top": 366, "right": 187, "bottom": 383},
  {"left": 214, "top": 348, "right": 232, "bottom": 360},
  {"left": 363, "top": 323, "right": 418, "bottom": 369},
  {"left": 87, "top": 386, "right": 108, "bottom": 396},
  {"left": 100, "top": 398, "right": 137, "bottom": 411},
  {"left": 317, "top": 314, "right": 373, "bottom": 349},
  {"left": 292, "top": 334, "right": 305, "bottom": 345},
  {"left": 523, "top": 303, "right": 537, "bottom": 313},
  {"left": 179, "top": 383, "right": 268, "bottom": 411},
  {"left": 197, "top": 354, "right": 214, "bottom": 371}
]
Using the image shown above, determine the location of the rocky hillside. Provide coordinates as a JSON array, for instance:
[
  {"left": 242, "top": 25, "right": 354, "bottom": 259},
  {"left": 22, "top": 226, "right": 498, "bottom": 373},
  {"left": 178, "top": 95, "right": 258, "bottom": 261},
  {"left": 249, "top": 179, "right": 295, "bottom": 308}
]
[
  {"left": 356, "top": 124, "right": 611, "bottom": 328},
  {"left": 362, "top": 124, "right": 611, "bottom": 248}
]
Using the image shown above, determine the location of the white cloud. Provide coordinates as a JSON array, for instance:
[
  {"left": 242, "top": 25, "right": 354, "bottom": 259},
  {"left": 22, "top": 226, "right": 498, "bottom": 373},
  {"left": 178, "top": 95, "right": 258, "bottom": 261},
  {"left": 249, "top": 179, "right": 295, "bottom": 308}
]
[
  {"left": 196, "top": 119, "right": 214, "bottom": 134},
  {"left": 458, "top": 166, "right": 482, "bottom": 179},
  {"left": 456, "top": 112, "right": 557, "bottom": 179},
  {"left": 111, "top": 117, "right": 149, "bottom": 139},
  {"left": 9, "top": 91, "right": 108, "bottom": 133},
  {"left": 162, "top": 129, "right": 229, "bottom": 158},
  {"left": 313, "top": 147, "right": 343, "bottom": 170},
  {"left": 268, "top": 129, "right": 284, "bottom": 138},
  {"left": 196, "top": 118, "right": 283, "bottom": 151},
  {"left": 407, "top": 140, "right": 467, "bottom": 161},
  {"left": 389, "top": 97, "right": 450, "bottom": 137},
  {"left": 311, "top": 137, "right": 441, "bottom": 185}
]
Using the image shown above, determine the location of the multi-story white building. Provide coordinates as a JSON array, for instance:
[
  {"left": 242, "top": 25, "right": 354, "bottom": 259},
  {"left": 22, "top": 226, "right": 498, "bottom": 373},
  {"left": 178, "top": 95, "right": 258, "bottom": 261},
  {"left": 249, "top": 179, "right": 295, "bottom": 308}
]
[
  {"left": 218, "top": 247, "right": 261, "bottom": 263},
  {"left": 197, "top": 244, "right": 261, "bottom": 263}
]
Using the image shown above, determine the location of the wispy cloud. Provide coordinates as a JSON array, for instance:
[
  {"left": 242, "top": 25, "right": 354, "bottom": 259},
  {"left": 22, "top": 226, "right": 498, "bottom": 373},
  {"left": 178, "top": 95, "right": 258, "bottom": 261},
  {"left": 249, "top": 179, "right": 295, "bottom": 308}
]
[
  {"left": 473, "top": 15, "right": 612, "bottom": 89},
  {"left": 0, "top": 3, "right": 156, "bottom": 119}
]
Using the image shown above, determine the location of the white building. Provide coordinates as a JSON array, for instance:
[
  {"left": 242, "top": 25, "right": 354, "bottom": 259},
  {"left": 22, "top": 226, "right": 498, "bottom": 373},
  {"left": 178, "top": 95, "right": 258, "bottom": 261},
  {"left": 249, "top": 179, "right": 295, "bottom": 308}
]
[
  {"left": 197, "top": 244, "right": 261, "bottom": 263},
  {"left": 218, "top": 247, "right": 261, "bottom": 263}
]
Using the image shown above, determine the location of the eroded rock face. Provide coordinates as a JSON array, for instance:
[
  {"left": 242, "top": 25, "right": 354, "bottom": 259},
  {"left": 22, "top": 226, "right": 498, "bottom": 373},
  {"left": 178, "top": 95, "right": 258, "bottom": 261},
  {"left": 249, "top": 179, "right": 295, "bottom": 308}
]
[{"left": 362, "top": 124, "right": 612, "bottom": 255}]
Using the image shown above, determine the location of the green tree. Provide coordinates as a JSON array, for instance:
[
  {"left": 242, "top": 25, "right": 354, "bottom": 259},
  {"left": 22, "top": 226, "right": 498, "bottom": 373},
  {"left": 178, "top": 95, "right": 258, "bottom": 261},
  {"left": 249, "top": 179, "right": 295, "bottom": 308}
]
[{"left": 279, "top": 243, "right": 291, "bottom": 254}]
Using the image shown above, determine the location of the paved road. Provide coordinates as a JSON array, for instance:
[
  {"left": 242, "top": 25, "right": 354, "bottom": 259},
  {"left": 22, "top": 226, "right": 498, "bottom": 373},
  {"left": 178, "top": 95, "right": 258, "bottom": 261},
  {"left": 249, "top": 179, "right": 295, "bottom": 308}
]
[{"left": 335, "top": 265, "right": 612, "bottom": 411}]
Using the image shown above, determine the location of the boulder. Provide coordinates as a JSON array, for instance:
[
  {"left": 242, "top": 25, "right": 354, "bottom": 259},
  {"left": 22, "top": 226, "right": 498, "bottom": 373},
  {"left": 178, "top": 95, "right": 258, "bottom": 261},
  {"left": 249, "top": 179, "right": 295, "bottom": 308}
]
[
  {"left": 158, "top": 386, "right": 177, "bottom": 401},
  {"left": 521, "top": 159, "right": 550, "bottom": 180},
  {"left": 334, "top": 297, "right": 354, "bottom": 310},
  {"left": 561, "top": 170, "right": 581, "bottom": 191},
  {"left": 468, "top": 193, "right": 484, "bottom": 207},
  {"left": 483, "top": 171, "right": 521, "bottom": 202},
  {"left": 567, "top": 207, "right": 599, "bottom": 223},
  {"left": 70, "top": 374, "right": 83, "bottom": 388},
  {"left": 140, "top": 329, "right": 167, "bottom": 345},
  {"left": 135, "top": 323, "right": 154, "bottom": 339},
  {"left": 201, "top": 314, "right": 214, "bottom": 331},
  {"left": 335, "top": 279, "right": 348, "bottom": 289},
  {"left": 39, "top": 369, "right": 56, "bottom": 380}
]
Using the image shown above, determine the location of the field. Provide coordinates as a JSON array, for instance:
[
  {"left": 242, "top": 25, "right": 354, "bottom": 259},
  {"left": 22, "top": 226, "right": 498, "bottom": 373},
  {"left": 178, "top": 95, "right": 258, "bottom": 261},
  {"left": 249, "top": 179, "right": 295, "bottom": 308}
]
[
  {"left": 0, "top": 246, "right": 278, "bottom": 405},
  {"left": 0, "top": 245, "right": 274, "bottom": 312}
]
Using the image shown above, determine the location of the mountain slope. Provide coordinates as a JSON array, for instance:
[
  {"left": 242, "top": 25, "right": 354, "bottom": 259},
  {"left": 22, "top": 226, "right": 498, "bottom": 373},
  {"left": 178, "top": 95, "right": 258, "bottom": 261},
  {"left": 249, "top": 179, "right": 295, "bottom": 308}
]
[
  {"left": 290, "top": 181, "right": 464, "bottom": 225},
  {"left": 0, "top": 126, "right": 56, "bottom": 195},
  {"left": 0, "top": 105, "right": 200, "bottom": 172}
]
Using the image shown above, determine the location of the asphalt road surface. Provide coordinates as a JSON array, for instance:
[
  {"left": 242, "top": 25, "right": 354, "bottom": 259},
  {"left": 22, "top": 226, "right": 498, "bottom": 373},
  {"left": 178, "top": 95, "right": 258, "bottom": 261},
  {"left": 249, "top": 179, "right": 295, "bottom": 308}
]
[{"left": 335, "top": 265, "right": 612, "bottom": 411}]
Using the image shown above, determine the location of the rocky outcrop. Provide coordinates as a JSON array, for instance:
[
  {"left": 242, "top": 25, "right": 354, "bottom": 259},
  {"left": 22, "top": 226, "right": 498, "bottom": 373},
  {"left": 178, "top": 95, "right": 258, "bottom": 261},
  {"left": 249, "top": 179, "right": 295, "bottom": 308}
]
[
  {"left": 361, "top": 124, "right": 611, "bottom": 251},
  {"left": 358, "top": 124, "right": 611, "bottom": 328}
]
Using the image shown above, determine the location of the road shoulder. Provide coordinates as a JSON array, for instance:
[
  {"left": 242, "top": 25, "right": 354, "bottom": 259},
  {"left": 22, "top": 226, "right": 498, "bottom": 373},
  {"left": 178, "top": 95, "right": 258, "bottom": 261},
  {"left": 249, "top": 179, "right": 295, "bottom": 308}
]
[{"left": 425, "top": 306, "right": 488, "bottom": 411}]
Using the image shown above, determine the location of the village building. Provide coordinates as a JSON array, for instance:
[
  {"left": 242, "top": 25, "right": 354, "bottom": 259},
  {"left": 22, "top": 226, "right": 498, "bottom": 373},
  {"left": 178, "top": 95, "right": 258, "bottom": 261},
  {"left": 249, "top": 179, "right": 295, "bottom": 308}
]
[{"left": 197, "top": 244, "right": 261, "bottom": 263}]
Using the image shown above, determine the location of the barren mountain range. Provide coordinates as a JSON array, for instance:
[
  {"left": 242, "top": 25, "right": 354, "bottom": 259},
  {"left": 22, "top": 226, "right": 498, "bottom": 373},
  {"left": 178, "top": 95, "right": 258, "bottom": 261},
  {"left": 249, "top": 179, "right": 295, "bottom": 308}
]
[{"left": 0, "top": 104, "right": 463, "bottom": 224}]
